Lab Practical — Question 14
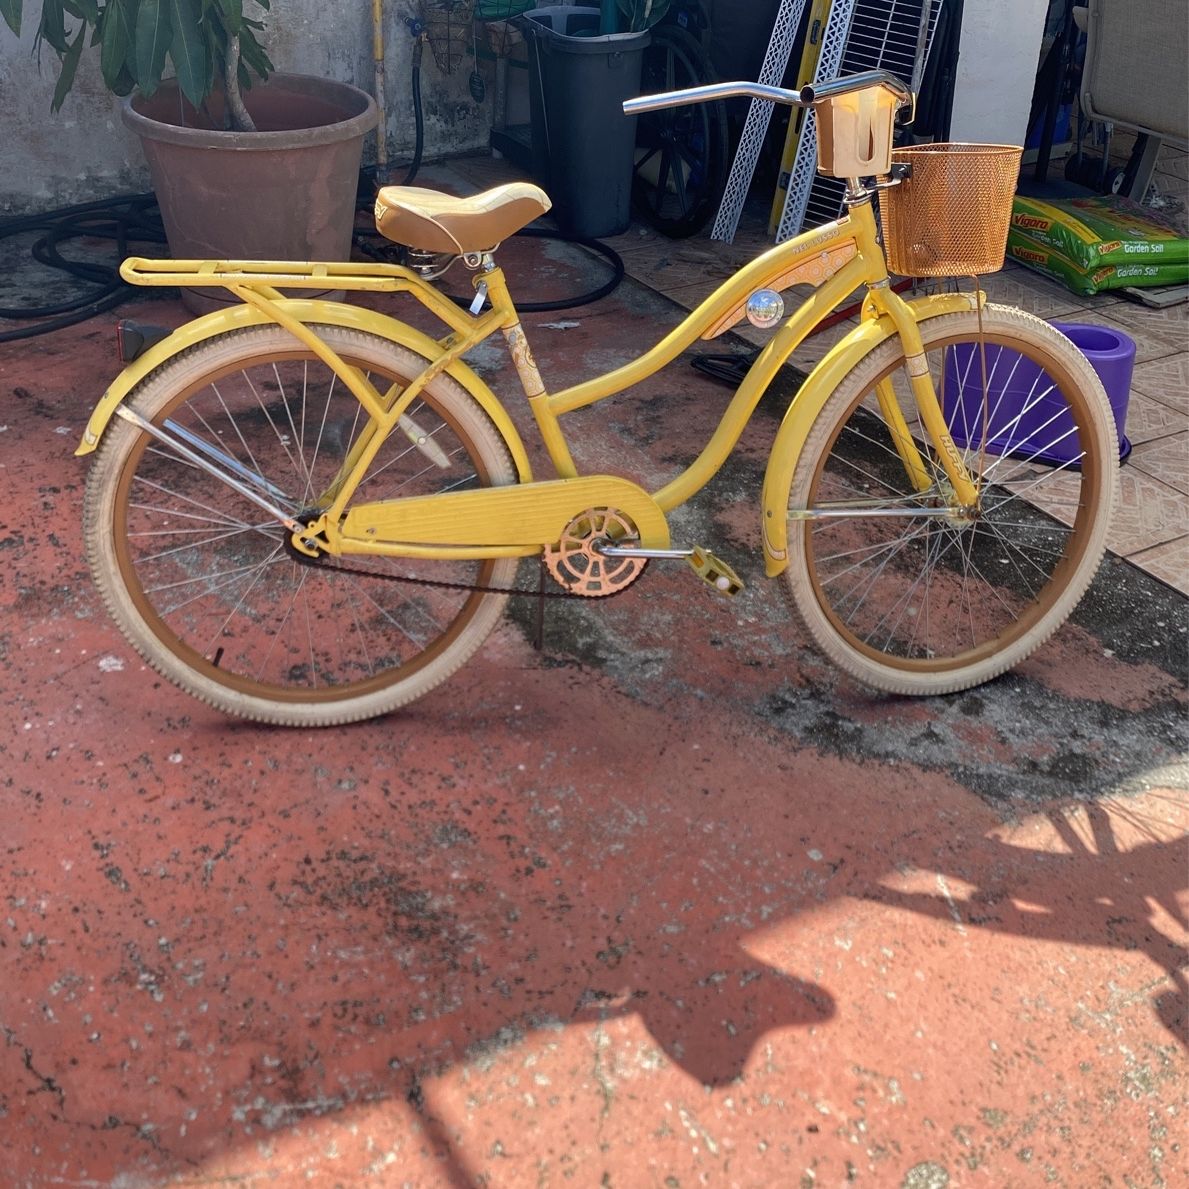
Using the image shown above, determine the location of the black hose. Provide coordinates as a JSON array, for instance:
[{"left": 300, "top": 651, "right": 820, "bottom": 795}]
[
  {"left": 0, "top": 193, "right": 166, "bottom": 342},
  {"left": 360, "top": 29, "right": 425, "bottom": 192},
  {"left": 497, "top": 227, "right": 625, "bottom": 312},
  {"left": 351, "top": 221, "right": 625, "bottom": 314},
  {"left": 351, "top": 25, "right": 624, "bottom": 312},
  {"left": 404, "top": 35, "right": 425, "bottom": 186}
]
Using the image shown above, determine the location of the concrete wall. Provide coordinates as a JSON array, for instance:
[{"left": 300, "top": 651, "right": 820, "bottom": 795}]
[
  {"left": 0, "top": 4, "right": 494, "bottom": 213},
  {"left": 949, "top": 0, "right": 1049, "bottom": 145},
  {"left": 1, "top": 0, "right": 1058, "bottom": 213}
]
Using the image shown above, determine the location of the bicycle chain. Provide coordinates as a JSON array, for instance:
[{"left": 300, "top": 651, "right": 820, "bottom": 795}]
[{"left": 293, "top": 552, "right": 638, "bottom": 601}]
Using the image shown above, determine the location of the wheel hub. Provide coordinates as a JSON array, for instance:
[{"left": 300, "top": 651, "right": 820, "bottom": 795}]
[{"left": 937, "top": 480, "right": 980, "bottom": 527}]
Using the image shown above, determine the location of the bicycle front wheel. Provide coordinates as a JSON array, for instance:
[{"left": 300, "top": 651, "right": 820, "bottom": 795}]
[
  {"left": 85, "top": 325, "right": 519, "bottom": 725},
  {"left": 784, "top": 305, "right": 1117, "bottom": 695}
]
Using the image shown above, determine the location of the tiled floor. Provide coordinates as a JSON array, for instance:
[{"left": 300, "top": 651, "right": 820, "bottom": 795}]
[{"left": 451, "top": 154, "right": 1189, "bottom": 594}]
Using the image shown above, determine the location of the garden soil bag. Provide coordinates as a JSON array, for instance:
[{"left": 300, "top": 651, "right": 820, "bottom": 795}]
[{"left": 1006, "top": 193, "right": 1189, "bottom": 295}]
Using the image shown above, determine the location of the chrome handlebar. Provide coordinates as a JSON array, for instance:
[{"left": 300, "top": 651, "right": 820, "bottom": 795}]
[{"left": 622, "top": 70, "right": 914, "bottom": 117}]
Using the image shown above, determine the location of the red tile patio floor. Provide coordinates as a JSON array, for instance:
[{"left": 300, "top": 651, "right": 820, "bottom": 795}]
[{"left": 1, "top": 162, "right": 1186, "bottom": 1188}]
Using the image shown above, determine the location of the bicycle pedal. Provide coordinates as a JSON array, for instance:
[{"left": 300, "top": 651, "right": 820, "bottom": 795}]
[{"left": 687, "top": 548, "right": 744, "bottom": 597}]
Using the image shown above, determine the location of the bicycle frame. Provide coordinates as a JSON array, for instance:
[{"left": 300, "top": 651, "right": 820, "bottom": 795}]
[{"left": 78, "top": 196, "right": 981, "bottom": 576}]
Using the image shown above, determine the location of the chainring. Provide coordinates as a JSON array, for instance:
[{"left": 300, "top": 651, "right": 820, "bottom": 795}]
[{"left": 543, "top": 508, "right": 648, "bottom": 598}]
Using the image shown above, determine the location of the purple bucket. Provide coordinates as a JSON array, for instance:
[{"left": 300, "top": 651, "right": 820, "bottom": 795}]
[{"left": 943, "top": 321, "right": 1134, "bottom": 466}]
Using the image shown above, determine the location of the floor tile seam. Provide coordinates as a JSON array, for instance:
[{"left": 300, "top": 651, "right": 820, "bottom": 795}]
[
  {"left": 1125, "top": 531, "right": 1189, "bottom": 556},
  {"left": 1121, "top": 548, "right": 1189, "bottom": 591},
  {"left": 608, "top": 244, "right": 690, "bottom": 260},
  {"left": 1129, "top": 389, "right": 1189, "bottom": 417},
  {"left": 1123, "top": 429, "right": 1188, "bottom": 451},
  {"left": 1123, "top": 424, "right": 1189, "bottom": 451},
  {"left": 1128, "top": 426, "right": 1189, "bottom": 449},
  {"left": 1113, "top": 551, "right": 1189, "bottom": 596},
  {"left": 1133, "top": 352, "right": 1189, "bottom": 371},
  {"left": 1126, "top": 344, "right": 1189, "bottom": 364},
  {"left": 1109, "top": 525, "right": 1189, "bottom": 559},
  {"left": 625, "top": 274, "right": 737, "bottom": 295},
  {"left": 1125, "top": 468, "right": 1189, "bottom": 500},
  {"left": 1104, "top": 318, "right": 1189, "bottom": 345}
]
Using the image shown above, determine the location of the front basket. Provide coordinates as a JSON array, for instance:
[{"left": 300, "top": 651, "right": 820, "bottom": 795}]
[{"left": 879, "top": 143, "right": 1023, "bottom": 277}]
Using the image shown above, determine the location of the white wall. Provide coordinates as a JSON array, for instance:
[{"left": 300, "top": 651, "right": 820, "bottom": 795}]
[
  {"left": 0, "top": 4, "right": 493, "bottom": 212},
  {"left": 949, "top": 0, "right": 1050, "bottom": 144}
]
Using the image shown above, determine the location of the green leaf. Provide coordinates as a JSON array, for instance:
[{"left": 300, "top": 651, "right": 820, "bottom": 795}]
[
  {"left": 167, "top": 0, "right": 208, "bottom": 105},
  {"left": 236, "top": 24, "right": 271, "bottom": 79},
  {"left": 100, "top": 0, "right": 134, "bottom": 89},
  {"left": 216, "top": 0, "right": 242, "bottom": 34},
  {"left": 133, "top": 0, "right": 172, "bottom": 93},
  {"left": 39, "top": 2, "right": 70, "bottom": 53},
  {"left": 617, "top": 0, "right": 670, "bottom": 31},
  {"left": 1, "top": 0, "right": 21, "bottom": 37},
  {"left": 51, "top": 22, "right": 86, "bottom": 111},
  {"left": 200, "top": 16, "right": 217, "bottom": 92},
  {"left": 110, "top": 61, "right": 136, "bottom": 95},
  {"left": 64, "top": 0, "right": 100, "bottom": 21}
]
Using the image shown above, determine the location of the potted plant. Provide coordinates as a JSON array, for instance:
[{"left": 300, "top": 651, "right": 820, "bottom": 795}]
[
  {"left": 2, "top": 1, "right": 378, "bottom": 309},
  {"left": 616, "top": 0, "right": 671, "bottom": 31}
]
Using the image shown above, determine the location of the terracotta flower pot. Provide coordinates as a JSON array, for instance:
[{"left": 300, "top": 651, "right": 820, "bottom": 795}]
[{"left": 122, "top": 73, "right": 379, "bottom": 313}]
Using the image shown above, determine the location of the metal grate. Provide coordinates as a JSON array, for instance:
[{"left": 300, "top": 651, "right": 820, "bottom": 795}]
[{"left": 776, "top": 0, "right": 945, "bottom": 241}]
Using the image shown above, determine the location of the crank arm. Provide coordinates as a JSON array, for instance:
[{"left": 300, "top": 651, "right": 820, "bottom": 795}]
[
  {"left": 595, "top": 541, "right": 744, "bottom": 596},
  {"left": 593, "top": 542, "right": 694, "bottom": 559}
]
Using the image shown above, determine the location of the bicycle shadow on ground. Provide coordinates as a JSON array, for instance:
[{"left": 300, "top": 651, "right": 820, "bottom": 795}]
[{"left": 3, "top": 615, "right": 1186, "bottom": 1186}]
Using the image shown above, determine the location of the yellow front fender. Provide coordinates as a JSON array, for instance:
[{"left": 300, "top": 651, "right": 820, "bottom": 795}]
[
  {"left": 74, "top": 300, "right": 535, "bottom": 483},
  {"left": 760, "top": 292, "right": 978, "bottom": 577}
]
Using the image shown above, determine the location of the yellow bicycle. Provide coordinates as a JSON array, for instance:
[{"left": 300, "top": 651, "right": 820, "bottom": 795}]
[{"left": 77, "top": 73, "right": 1118, "bottom": 725}]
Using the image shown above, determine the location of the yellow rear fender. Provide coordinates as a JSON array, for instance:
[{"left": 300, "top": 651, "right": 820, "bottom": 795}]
[
  {"left": 74, "top": 300, "right": 535, "bottom": 483},
  {"left": 760, "top": 292, "right": 978, "bottom": 576}
]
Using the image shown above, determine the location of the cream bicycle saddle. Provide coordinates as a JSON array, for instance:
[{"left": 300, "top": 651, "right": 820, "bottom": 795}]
[{"left": 374, "top": 182, "right": 552, "bottom": 254}]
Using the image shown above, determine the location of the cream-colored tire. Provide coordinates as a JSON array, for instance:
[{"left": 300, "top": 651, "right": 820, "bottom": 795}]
[
  {"left": 783, "top": 305, "right": 1117, "bottom": 695},
  {"left": 85, "top": 325, "right": 518, "bottom": 725}
]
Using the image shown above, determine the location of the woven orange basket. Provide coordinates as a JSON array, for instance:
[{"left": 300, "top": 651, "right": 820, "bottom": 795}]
[{"left": 879, "top": 143, "right": 1023, "bottom": 277}]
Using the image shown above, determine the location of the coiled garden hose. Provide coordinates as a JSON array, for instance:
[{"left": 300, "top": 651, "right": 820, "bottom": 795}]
[{"left": 0, "top": 194, "right": 167, "bottom": 343}]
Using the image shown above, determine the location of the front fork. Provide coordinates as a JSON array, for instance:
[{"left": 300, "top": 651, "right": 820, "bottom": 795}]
[{"left": 864, "top": 283, "right": 980, "bottom": 509}]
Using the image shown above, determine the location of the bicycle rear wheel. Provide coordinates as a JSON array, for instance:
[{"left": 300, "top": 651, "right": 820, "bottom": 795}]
[
  {"left": 85, "top": 325, "right": 519, "bottom": 725},
  {"left": 784, "top": 305, "right": 1117, "bottom": 695},
  {"left": 631, "top": 21, "right": 729, "bottom": 238}
]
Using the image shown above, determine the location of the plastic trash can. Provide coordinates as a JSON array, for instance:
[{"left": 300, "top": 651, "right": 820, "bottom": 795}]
[
  {"left": 942, "top": 321, "right": 1135, "bottom": 466},
  {"left": 521, "top": 7, "right": 649, "bottom": 237}
]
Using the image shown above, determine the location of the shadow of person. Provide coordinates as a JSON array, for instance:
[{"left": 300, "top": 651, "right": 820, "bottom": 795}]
[{"left": 629, "top": 960, "right": 835, "bottom": 1086}]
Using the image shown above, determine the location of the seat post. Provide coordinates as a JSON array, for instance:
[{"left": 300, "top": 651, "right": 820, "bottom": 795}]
[{"left": 482, "top": 265, "right": 579, "bottom": 479}]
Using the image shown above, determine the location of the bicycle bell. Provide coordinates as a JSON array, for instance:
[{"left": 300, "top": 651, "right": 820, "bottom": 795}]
[{"left": 746, "top": 289, "right": 785, "bottom": 329}]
